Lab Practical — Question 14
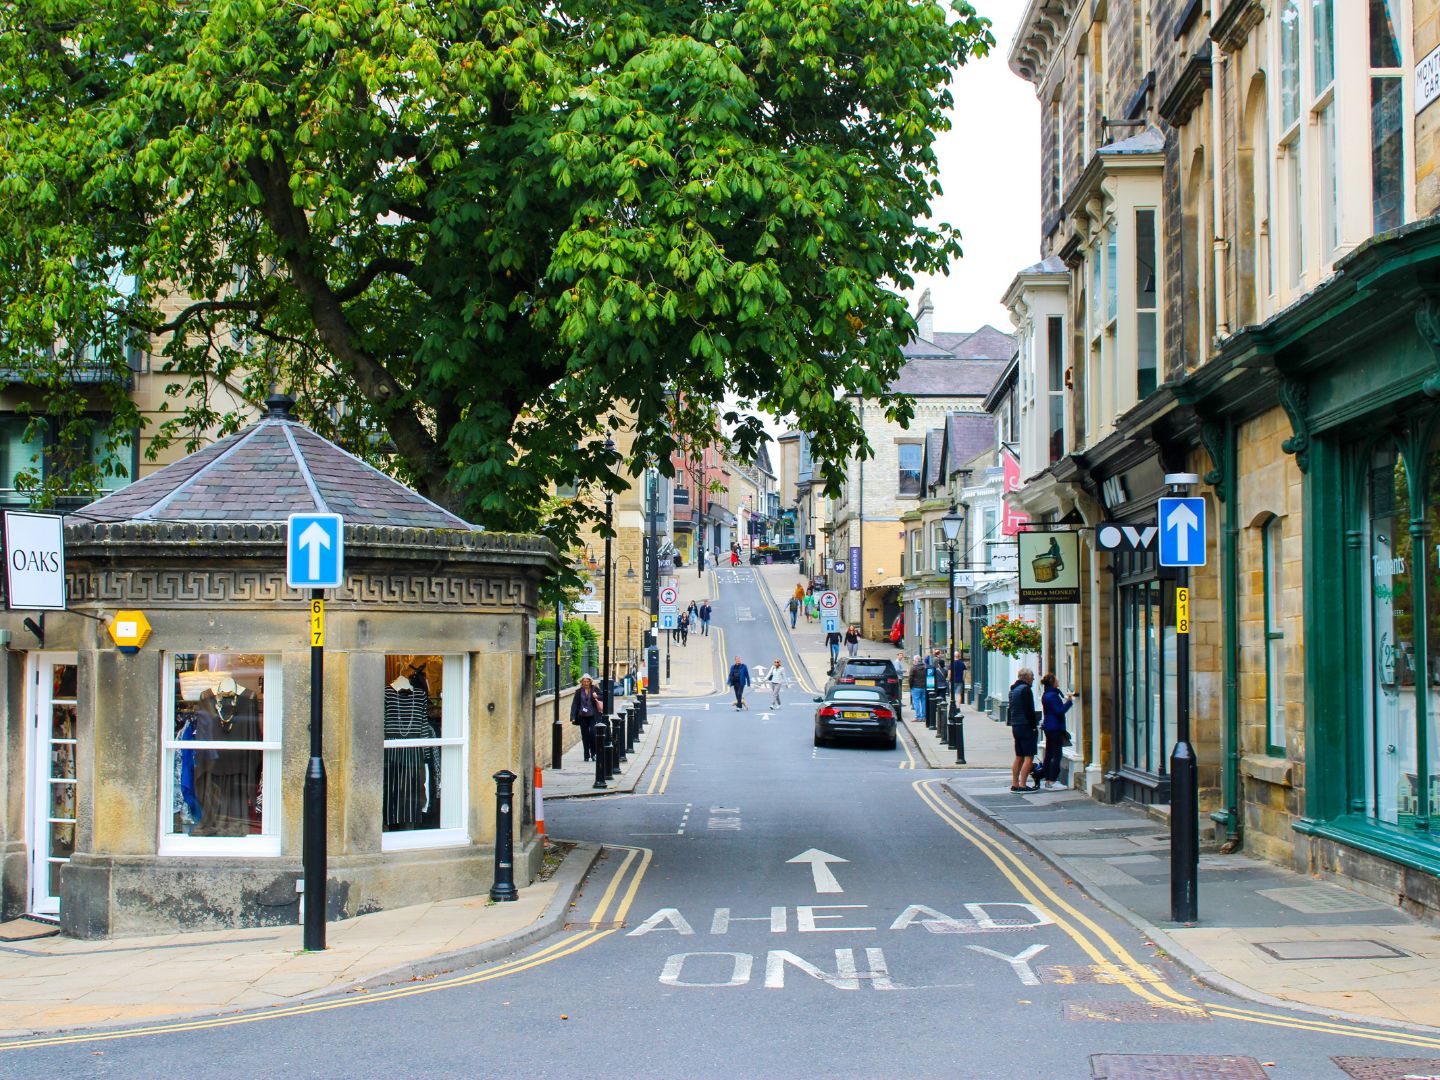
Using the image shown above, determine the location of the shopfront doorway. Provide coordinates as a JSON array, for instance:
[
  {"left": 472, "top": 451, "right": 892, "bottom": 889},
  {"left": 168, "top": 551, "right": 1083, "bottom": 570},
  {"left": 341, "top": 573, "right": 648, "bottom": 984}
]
[{"left": 29, "top": 653, "right": 78, "bottom": 917}]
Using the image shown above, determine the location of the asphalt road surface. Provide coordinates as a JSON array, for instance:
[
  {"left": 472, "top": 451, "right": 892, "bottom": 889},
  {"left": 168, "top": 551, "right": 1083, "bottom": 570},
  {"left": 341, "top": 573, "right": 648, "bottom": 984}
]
[{"left": 4, "top": 567, "right": 1438, "bottom": 1079}]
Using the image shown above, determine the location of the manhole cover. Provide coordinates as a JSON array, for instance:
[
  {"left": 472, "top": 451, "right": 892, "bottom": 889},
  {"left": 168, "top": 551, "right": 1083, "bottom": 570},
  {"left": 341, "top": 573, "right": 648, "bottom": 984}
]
[
  {"left": 1332, "top": 1058, "right": 1440, "bottom": 1079},
  {"left": 1065, "top": 1001, "right": 1211, "bottom": 1023},
  {"left": 1258, "top": 886, "right": 1390, "bottom": 914},
  {"left": 1091, "top": 1055, "right": 1269, "bottom": 1079},
  {"left": 1253, "top": 939, "right": 1408, "bottom": 961}
]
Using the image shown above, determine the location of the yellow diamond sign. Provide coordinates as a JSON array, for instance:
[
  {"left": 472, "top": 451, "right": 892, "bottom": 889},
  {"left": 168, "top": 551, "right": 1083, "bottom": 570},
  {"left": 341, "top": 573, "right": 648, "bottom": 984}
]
[{"left": 107, "top": 610, "right": 152, "bottom": 654}]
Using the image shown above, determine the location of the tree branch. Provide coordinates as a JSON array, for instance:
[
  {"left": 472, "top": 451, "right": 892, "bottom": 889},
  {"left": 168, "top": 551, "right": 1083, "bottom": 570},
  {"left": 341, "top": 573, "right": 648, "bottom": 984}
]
[
  {"left": 333, "top": 256, "right": 422, "bottom": 302},
  {"left": 245, "top": 149, "right": 447, "bottom": 497}
]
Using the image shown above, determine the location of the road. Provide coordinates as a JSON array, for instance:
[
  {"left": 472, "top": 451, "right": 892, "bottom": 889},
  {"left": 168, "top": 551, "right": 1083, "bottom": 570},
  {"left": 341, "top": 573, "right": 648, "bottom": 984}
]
[{"left": 3, "top": 566, "right": 1437, "bottom": 1078}]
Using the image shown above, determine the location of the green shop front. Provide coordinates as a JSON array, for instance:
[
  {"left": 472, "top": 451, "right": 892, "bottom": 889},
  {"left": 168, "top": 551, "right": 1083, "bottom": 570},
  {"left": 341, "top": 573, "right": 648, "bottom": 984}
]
[{"left": 1230, "top": 220, "right": 1440, "bottom": 917}]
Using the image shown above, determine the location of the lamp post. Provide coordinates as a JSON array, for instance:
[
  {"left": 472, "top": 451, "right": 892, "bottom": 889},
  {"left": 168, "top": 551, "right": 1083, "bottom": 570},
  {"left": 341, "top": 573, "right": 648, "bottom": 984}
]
[
  {"left": 601, "top": 437, "right": 616, "bottom": 716},
  {"left": 1165, "top": 472, "right": 1200, "bottom": 924},
  {"left": 614, "top": 555, "right": 637, "bottom": 695},
  {"left": 941, "top": 504, "right": 965, "bottom": 764}
]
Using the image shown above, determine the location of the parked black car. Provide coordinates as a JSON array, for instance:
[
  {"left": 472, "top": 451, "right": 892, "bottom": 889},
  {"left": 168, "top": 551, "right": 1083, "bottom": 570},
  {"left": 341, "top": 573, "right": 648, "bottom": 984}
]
[
  {"left": 813, "top": 687, "right": 898, "bottom": 749},
  {"left": 824, "top": 657, "right": 904, "bottom": 718}
]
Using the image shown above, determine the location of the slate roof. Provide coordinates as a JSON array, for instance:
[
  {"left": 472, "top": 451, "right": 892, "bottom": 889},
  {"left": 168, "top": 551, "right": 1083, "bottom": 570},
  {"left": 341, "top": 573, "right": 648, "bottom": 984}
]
[
  {"left": 945, "top": 413, "right": 997, "bottom": 476},
  {"left": 81, "top": 395, "right": 477, "bottom": 529},
  {"left": 948, "top": 325, "right": 1018, "bottom": 360},
  {"left": 891, "top": 357, "right": 1007, "bottom": 397}
]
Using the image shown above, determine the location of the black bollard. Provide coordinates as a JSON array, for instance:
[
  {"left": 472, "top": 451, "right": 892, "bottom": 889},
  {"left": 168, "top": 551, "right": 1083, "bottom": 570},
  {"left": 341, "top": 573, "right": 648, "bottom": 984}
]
[
  {"left": 636, "top": 692, "right": 647, "bottom": 732},
  {"left": 617, "top": 708, "right": 630, "bottom": 763},
  {"left": 628, "top": 706, "right": 639, "bottom": 751},
  {"left": 936, "top": 699, "right": 947, "bottom": 744},
  {"left": 592, "top": 718, "right": 610, "bottom": 789},
  {"left": 925, "top": 688, "right": 937, "bottom": 730},
  {"left": 604, "top": 716, "right": 618, "bottom": 779},
  {"left": 490, "top": 770, "right": 519, "bottom": 902}
]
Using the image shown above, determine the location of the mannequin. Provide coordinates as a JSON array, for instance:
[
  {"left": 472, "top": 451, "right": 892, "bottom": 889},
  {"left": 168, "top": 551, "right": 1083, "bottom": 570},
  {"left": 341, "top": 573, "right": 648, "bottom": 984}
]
[
  {"left": 192, "top": 683, "right": 261, "bottom": 836},
  {"left": 384, "top": 665, "right": 437, "bottom": 828}
]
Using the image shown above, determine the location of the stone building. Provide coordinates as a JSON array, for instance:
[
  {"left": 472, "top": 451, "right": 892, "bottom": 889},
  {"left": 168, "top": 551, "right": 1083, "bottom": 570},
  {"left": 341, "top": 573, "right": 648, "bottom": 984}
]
[
  {"left": 1, "top": 396, "right": 556, "bottom": 935},
  {"left": 825, "top": 291, "right": 1014, "bottom": 638},
  {"left": 1007, "top": 0, "right": 1440, "bottom": 918}
]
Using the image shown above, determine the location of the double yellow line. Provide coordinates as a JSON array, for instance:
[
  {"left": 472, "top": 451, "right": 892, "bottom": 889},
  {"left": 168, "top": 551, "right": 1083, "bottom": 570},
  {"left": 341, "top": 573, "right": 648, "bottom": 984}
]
[
  {"left": 758, "top": 577, "right": 819, "bottom": 696},
  {"left": 644, "top": 716, "right": 683, "bottom": 795},
  {"left": 913, "top": 778, "right": 1440, "bottom": 1049},
  {"left": 0, "top": 844, "right": 654, "bottom": 1053}
]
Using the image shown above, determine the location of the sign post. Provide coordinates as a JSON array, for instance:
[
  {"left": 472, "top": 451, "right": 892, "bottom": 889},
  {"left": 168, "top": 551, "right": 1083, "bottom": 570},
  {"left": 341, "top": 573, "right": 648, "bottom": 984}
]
[
  {"left": 287, "top": 513, "right": 344, "bottom": 951},
  {"left": 1158, "top": 482, "right": 1203, "bottom": 924},
  {"left": 3, "top": 511, "right": 67, "bottom": 612}
]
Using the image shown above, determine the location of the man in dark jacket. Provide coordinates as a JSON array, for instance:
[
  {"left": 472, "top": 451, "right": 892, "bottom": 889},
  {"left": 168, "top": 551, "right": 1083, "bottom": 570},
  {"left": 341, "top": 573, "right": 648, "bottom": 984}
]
[
  {"left": 1007, "top": 668, "right": 1040, "bottom": 792},
  {"left": 728, "top": 656, "right": 750, "bottom": 709},
  {"left": 951, "top": 652, "right": 967, "bottom": 704}
]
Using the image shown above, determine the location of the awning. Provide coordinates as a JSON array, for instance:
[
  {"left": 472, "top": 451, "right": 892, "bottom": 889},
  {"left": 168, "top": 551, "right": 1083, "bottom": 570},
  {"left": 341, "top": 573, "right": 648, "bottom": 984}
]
[{"left": 867, "top": 576, "right": 904, "bottom": 589}]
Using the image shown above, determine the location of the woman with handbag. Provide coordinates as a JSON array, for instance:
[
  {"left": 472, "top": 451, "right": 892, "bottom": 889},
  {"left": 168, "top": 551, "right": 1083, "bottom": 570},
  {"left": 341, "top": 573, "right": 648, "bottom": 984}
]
[
  {"left": 571, "top": 674, "right": 603, "bottom": 761},
  {"left": 1038, "top": 673, "right": 1073, "bottom": 790}
]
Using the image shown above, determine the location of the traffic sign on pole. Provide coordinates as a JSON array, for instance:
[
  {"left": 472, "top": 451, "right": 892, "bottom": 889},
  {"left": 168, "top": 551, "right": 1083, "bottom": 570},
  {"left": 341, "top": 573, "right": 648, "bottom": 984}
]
[
  {"left": 659, "top": 586, "right": 678, "bottom": 609},
  {"left": 1157, "top": 497, "right": 1206, "bottom": 567},
  {"left": 818, "top": 590, "right": 840, "bottom": 613},
  {"left": 287, "top": 513, "right": 345, "bottom": 588},
  {"left": 822, "top": 614, "right": 840, "bottom": 635},
  {"left": 659, "top": 612, "right": 678, "bottom": 630}
]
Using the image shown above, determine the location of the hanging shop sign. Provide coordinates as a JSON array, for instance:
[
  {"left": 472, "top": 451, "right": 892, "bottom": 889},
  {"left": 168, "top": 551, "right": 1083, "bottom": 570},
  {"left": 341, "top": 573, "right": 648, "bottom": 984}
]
[
  {"left": 3, "top": 511, "right": 66, "bottom": 611},
  {"left": 1017, "top": 530, "right": 1080, "bottom": 605}
]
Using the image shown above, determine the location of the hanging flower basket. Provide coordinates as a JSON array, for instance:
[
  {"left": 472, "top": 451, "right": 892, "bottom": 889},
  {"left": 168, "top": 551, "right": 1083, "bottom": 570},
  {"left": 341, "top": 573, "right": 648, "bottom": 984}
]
[{"left": 981, "top": 614, "right": 1041, "bottom": 658}]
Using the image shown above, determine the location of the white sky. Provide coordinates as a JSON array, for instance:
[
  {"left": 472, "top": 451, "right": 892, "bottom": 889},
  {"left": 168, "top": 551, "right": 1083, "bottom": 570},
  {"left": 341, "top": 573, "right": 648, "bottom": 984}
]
[{"left": 904, "top": 2, "right": 1040, "bottom": 337}]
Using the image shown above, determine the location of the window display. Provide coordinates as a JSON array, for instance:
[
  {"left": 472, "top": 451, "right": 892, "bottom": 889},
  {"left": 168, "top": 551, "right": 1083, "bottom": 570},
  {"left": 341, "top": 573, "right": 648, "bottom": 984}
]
[
  {"left": 163, "top": 654, "right": 280, "bottom": 852},
  {"left": 383, "top": 655, "right": 467, "bottom": 847}
]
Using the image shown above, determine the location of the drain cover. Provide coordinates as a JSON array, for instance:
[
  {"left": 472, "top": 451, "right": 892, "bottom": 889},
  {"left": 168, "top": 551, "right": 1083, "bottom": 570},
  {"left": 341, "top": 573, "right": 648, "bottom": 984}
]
[
  {"left": 1332, "top": 1058, "right": 1440, "bottom": 1079},
  {"left": 1065, "top": 1001, "right": 1211, "bottom": 1022},
  {"left": 1253, "top": 939, "right": 1408, "bottom": 961},
  {"left": 1091, "top": 1055, "right": 1269, "bottom": 1079},
  {"left": 1258, "top": 886, "right": 1390, "bottom": 914}
]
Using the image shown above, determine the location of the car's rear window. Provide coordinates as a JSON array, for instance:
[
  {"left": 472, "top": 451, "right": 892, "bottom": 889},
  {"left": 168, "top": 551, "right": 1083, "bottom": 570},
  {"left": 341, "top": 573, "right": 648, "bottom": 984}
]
[
  {"left": 844, "top": 661, "right": 894, "bottom": 675},
  {"left": 828, "top": 689, "right": 889, "bottom": 702}
]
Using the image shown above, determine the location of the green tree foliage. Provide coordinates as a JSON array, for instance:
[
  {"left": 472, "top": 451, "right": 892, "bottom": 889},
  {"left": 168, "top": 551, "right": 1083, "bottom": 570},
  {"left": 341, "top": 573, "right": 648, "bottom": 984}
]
[{"left": 0, "top": 0, "right": 991, "bottom": 545}]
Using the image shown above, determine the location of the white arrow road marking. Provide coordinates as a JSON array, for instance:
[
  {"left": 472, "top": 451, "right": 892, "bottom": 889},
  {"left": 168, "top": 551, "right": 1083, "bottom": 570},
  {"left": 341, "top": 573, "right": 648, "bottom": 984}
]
[
  {"left": 787, "top": 849, "right": 849, "bottom": 894},
  {"left": 297, "top": 521, "right": 332, "bottom": 580},
  {"left": 1165, "top": 502, "right": 1199, "bottom": 562}
]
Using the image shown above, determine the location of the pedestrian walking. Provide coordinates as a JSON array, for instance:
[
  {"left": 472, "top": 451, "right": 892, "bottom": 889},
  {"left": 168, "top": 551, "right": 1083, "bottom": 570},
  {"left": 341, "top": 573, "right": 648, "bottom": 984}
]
[
  {"left": 930, "top": 650, "right": 948, "bottom": 698},
  {"left": 730, "top": 550, "right": 740, "bottom": 567},
  {"left": 844, "top": 625, "right": 860, "bottom": 657},
  {"left": 700, "top": 601, "right": 711, "bottom": 635},
  {"left": 908, "top": 655, "right": 927, "bottom": 722},
  {"left": 679, "top": 612, "right": 690, "bottom": 646},
  {"left": 951, "top": 651, "right": 967, "bottom": 703},
  {"left": 764, "top": 659, "right": 787, "bottom": 707},
  {"left": 804, "top": 593, "right": 817, "bottom": 622},
  {"left": 1008, "top": 668, "right": 1041, "bottom": 792},
  {"left": 571, "top": 674, "right": 602, "bottom": 762},
  {"left": 794, "top": 583, "right": 805, "bottom": 603},
  {"left": 787, "top": 595, "right": 800, "bottom": 628},
  {"left": 825, "top": 628, "right": 842, "bottom": 673},
  {"left": 1039, "top": 673, "right": 1073, "bottom": 789},
  {"left": 727, "top": 656, "right": 750, "bottom": 710}
]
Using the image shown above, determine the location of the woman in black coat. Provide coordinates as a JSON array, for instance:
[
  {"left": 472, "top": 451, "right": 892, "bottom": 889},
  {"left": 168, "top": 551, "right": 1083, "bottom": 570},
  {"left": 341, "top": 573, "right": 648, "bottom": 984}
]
[{"left": 571, "top": 674, "right": 603, "bottom": 761}]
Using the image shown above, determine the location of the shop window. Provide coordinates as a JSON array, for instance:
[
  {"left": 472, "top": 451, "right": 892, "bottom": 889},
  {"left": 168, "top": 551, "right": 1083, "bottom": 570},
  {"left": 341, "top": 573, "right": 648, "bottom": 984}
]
[
  {"left": 909, "top": 528, "right": 923, "bottom": 574},
  {"left": 1279, "top": 0, "right": 1301, "bottom": 129},
  {"left": 163, "top": 654, "right": 281, "bottom": 855},
  {"left": 383, "top": 655, "right": 468, "bottom": 849},
  {"left": 932, "top": 522, "right": 950, "bottom": 574},
  {"left": 898, "top": 443, "right": 922, "bottom": 497},
  {"left": 1263, "top": 518, "right": 1287, "bottom": 754},
  {"left": 1365, "top": 447, "right": 1418, "bottom": 827}
]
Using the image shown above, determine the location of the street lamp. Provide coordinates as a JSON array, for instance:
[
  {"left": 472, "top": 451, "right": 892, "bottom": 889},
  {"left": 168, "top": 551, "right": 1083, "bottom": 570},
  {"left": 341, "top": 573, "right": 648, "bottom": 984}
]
[
  {"left": 941, "top": 503, "right": 965, "bottom": 765},
  {"left": 1165, "top": 471, "right": 1200, "bottom": 924},
  {"left": 614, "top": 554, "right": 637, "bottom": 694}
]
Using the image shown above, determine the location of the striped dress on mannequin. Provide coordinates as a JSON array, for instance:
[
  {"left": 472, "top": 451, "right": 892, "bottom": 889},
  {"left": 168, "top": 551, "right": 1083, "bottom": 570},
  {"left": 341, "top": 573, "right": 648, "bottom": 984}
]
[{"left": 383, "top": 683, "right": 436, "bottom": 827}]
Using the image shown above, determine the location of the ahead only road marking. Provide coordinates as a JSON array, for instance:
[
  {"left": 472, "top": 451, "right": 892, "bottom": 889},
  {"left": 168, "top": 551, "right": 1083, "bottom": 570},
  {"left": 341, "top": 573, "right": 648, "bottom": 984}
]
[
  {"left": 911, "top": 778, "right": 1440, "bottom": 1051},
  {"left": 0, "top": 843, "right": 655, "bottom": 1053}
]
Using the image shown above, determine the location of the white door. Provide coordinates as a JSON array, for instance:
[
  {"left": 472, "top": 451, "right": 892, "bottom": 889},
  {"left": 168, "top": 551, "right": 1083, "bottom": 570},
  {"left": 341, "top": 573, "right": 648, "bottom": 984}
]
[{"left": 30, "top": 653, "right": 79, "bottom": 916}]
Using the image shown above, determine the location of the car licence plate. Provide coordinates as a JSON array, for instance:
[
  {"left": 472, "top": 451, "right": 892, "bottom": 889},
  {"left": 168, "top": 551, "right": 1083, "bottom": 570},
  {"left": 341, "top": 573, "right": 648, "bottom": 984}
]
[
  {"left": 856, "top": 679, "right": 875, "bottom": 686},
  {"left": 842, "top": 711, "right": 870, "bottom": 719}
]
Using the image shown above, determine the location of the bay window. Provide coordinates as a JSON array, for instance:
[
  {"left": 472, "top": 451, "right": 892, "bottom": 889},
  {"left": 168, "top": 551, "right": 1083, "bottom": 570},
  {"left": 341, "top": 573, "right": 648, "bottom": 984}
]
[{"left": 1370, "top": 0, "right": 1405, "bottom": 233}]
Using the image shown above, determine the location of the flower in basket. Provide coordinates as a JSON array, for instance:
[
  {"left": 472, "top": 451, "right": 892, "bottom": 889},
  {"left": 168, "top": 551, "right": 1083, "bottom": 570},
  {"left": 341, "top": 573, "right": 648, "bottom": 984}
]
[{"left": 982, "top": 614, "right": 1042, "bottom": 658}]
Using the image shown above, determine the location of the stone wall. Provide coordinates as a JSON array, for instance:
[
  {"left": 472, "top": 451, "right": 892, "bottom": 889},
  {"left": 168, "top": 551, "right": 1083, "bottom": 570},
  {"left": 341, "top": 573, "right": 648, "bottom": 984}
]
[{"left": 1418, "top": 0, "right": 1440, "bottom": 216}]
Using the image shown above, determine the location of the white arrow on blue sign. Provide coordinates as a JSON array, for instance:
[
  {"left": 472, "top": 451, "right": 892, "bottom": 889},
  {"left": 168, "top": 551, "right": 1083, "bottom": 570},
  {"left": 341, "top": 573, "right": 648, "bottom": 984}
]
[
  {"left": 1157, "top": 497, "right": 1206, "bottom": 567},
  {"left": 287, "top": 513, "right": 345, "bottom": 588}
]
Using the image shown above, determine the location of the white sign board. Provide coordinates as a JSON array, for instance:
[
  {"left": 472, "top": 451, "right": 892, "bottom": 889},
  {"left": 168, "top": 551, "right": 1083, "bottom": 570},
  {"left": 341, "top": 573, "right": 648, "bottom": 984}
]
[
  {"left": 818, "top": 590, "right": 839, "bottom": 613},
  {"left": 660, "top": 586, "right": 678, "bottom": 609},
  {"left": 4, "top": 511, "right": 66, "bottom": 611},
  {"left": 286, "top": 513, "right": 345, "bottom": 589},
  {"left": 572, "top": 600, "right": 602, "bottom": 615},
  {"left": 1419, "top": 42, "right": 1440, "bottom": 115}
]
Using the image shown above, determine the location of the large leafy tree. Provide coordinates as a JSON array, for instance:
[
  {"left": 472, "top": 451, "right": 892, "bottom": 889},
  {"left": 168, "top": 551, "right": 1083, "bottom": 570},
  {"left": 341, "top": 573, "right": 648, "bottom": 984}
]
[{"left": 0, "top": 0, "right": 990, "bottom": 545}]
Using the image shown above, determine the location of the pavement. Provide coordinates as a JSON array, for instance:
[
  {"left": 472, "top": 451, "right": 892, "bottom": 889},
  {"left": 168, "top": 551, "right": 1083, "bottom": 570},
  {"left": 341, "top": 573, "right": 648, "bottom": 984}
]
[
  {"left": 544, "top": 693, "right": 671, "bottom": 799},
  {"left": 0, "top": 840, "right": 599, "bottom": 1039}
]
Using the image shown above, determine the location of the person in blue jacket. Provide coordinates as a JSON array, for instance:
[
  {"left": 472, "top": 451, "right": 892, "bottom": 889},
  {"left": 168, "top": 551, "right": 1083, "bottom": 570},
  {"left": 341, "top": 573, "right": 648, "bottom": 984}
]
[
  {"left": 1039, "top": 673, "right": 1074, "bottom": 790},
  {"left": 728, "top": 656, "right": 750, "bottom": 710}
]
